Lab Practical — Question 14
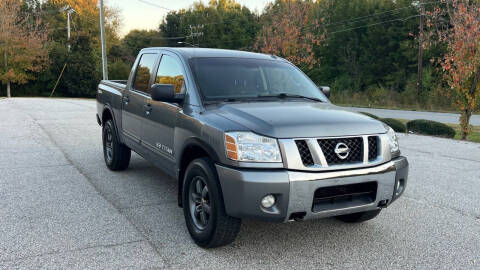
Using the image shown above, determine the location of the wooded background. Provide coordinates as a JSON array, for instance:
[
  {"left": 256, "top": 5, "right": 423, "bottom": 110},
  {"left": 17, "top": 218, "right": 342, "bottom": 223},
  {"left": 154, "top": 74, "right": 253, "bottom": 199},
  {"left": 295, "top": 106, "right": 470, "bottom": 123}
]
[{"left": 1, "top": 0, "right": 479, "bottom": 118}]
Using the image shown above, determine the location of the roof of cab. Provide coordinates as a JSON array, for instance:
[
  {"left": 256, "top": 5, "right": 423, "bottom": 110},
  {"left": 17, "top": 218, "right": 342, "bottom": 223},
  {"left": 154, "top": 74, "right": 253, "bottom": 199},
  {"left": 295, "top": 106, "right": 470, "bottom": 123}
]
[{"left": 140, "top": 47, "right": 283, "bottom": 61}]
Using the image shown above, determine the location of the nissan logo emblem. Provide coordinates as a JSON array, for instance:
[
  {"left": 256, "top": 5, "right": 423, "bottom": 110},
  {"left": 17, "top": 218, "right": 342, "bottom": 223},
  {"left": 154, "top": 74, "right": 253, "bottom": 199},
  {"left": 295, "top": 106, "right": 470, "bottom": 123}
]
[{"left": 334, "top": 142, "right": 350, "bottom": 159}]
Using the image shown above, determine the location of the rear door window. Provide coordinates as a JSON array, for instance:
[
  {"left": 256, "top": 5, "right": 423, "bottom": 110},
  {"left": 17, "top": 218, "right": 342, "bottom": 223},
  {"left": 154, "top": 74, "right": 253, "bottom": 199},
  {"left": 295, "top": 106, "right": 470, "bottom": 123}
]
[{"left": 133, "top": 53, "right": 157, "bottom": 94}]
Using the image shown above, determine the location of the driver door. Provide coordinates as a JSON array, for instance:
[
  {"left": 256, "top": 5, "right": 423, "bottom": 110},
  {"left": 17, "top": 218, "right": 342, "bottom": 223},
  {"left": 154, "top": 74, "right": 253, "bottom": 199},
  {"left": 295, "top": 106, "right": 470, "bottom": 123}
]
[{"left": 141, "top": 52, "right": 186, "bottom": 172}]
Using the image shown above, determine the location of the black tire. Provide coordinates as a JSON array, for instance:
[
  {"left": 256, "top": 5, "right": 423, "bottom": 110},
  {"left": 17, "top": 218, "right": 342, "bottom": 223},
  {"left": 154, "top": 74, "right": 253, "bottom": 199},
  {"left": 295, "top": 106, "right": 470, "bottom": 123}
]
[
  {"left": 182, "top": 157, "right": 241, "bottom": 248},
  {"left": 335, "top": 209, "right": 381, "bottom": 223},
  {"left": 102, "top": 119, "right": 131, "bottom": 171}
]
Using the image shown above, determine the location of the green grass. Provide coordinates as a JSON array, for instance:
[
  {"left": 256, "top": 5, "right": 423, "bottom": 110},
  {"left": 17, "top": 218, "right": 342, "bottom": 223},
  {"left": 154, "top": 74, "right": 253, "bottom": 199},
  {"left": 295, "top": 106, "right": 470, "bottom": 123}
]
[
  {"left": 339, "top": 103, "right": 480, "bottom": 115},
  {"left": 451, "top": 125, "right": 480, "bottom": 143},
  {"left": 392, "top": 119, "right": 480, "bottom": 143}
]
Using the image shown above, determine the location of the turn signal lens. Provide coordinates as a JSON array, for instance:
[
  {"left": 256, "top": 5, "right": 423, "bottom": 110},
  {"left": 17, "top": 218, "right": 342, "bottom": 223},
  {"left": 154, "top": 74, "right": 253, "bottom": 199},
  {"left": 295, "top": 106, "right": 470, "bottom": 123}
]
[{"left": 225, "top": 134, "right": 238, "bottom": 160}]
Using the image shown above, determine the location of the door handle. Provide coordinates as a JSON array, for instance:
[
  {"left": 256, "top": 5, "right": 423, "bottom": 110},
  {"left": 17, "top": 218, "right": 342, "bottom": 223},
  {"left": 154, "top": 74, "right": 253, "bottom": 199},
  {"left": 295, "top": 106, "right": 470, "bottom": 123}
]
[
  {"left": 123, "top": 96, "right": 130, "bottom": 105},
  {"left": 144, "top": 104, "right": 152, "bottom": 115}
]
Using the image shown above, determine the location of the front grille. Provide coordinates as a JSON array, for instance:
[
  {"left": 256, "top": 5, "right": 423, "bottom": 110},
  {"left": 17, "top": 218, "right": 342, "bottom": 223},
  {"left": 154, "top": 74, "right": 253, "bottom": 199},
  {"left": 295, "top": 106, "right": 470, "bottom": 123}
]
[
  {"left": 295, "top": 140, "right": 314, "bottom": 166},
  {"left": 312, "top": 182, "right": 377, "bottom": 212},
  {"left": 368, "top": 136, "right": 379, "bottom": 161},
  {"left": 318, "top": 137, "right": 363, "bottom": 165}
]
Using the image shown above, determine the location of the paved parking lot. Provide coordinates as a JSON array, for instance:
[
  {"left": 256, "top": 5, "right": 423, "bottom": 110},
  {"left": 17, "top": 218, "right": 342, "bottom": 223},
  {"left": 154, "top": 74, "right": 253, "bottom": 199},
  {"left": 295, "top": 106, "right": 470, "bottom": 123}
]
[{"left": 1, "top": 98, "right": 479, "bottom": 269}]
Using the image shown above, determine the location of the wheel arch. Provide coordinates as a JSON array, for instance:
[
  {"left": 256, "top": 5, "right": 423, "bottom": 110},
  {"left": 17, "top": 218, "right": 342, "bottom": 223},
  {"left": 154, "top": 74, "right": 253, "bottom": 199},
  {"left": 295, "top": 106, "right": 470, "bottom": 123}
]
[
  {"left": 177, "top": 138, "right": 221, "bottom": 207},
  {"left": 101, "top": 104, "right": 122, "bottom": 143}
]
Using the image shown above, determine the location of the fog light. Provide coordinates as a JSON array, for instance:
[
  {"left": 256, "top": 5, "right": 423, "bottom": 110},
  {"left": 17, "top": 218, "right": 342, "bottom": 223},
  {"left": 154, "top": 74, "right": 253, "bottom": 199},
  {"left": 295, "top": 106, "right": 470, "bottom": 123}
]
[{"left": 261, "top": 195, "right": 276, "bottom": 208}]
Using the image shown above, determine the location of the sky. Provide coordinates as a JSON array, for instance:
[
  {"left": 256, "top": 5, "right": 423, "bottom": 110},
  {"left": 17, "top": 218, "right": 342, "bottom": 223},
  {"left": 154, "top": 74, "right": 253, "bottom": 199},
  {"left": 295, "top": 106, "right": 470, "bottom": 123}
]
[{"left": 105, "top": 0, "right": 271, "bottom": 37}]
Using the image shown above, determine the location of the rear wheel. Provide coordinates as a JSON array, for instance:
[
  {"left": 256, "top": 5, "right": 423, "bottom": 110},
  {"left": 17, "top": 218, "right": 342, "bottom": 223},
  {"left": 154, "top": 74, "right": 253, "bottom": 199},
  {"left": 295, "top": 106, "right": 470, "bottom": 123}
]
[
  {"left": 335, "top": 209, "right": 381, "bottom": 223},
  {"left": 102, "top": 119, "right": 131, "bottom": 171},
  {"left": 183, "top": 157, "right": 241, "bottom": 248}
]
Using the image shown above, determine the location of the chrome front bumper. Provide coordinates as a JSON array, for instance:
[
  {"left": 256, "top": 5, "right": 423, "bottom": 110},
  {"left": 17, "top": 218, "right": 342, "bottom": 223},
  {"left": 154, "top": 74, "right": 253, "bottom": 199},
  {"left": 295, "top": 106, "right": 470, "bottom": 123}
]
[{"left": 216, "top": 156, "right": 408, "bottom": 222}]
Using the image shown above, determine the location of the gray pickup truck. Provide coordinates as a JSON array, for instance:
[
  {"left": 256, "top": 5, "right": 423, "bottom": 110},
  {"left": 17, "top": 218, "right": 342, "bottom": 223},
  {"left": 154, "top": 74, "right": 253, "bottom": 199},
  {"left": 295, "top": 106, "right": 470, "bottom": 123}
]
[{"left": 96, "top": 47, "right": 408, "bottom": 248}]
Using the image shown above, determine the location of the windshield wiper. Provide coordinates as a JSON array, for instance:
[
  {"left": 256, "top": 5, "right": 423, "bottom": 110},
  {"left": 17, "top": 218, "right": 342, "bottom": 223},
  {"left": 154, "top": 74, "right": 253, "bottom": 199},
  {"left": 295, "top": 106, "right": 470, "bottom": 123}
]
[
  {"left": 203, "top": 97, "right": 253, "bottom": 104},
  {"left": 258, "top": 93, "right": 323, "bottom": 102}
]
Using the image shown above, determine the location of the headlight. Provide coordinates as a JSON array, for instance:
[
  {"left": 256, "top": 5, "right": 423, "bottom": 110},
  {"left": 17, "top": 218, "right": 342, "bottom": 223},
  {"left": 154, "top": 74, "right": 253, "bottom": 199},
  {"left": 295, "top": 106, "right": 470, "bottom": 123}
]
[
  {"left": 224, "top": 132, "right": 282, "bottom": 163},
  {"left": 386, "top": 126, "right": 399, "bottom": 153}
]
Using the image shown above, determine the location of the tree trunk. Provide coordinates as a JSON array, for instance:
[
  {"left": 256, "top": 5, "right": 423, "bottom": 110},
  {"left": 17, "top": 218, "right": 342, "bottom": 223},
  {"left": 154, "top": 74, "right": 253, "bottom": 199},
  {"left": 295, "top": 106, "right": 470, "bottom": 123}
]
[
  {"left": 7, "top": 80, "right": 11, "bottom": 98},
  {"left": 460, "top": 109, "right": 472, "bottom": 140},
  {"left": 460, "top": 67, "right": 480, "bottom": 140},
  {"left": 3, "top": 51, "right": 10, "bottom": 98}
]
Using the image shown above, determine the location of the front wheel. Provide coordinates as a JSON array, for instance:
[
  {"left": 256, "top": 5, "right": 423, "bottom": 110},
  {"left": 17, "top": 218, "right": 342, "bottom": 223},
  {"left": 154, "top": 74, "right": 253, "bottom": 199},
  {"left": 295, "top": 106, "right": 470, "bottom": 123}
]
[
  {"left": 335, "top": 209, "right": 381, "bottom": 223},
  {"left": 182, "top": 158, "right": 241, "bottom": 248}
]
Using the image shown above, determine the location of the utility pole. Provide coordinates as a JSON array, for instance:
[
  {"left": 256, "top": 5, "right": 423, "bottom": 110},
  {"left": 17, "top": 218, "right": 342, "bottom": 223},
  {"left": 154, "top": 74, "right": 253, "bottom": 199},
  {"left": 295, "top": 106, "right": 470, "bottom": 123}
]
[
  {"left": 66, "top": 9, "right": 75, "bottom": 51},
  {"left": 99, "top": 0, "right": 108, "bottom": 80},
  {"left": 189, "top": 25, "right": 204, "bottom": 47},
  {"left": 417, "top": 0, "right": 425, "bottom": 99},
  {"left": 60, "top": 6, "right": 75, "bottom": 52}
]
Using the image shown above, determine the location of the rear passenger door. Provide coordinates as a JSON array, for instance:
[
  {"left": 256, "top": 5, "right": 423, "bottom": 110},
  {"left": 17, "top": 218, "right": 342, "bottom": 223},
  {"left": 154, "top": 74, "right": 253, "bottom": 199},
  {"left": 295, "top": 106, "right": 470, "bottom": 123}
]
[
  {"left": 122, "top": 53, "right": 158, "bottom": 144},
  {"left": 142, "top": 53, "right": 186, "bottom": 171}
]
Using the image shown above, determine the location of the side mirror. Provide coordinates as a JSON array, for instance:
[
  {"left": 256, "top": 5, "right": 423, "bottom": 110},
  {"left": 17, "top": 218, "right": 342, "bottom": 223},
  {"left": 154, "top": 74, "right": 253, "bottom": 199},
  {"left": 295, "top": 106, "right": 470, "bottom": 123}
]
[
  {"left": 319, "top": 86, "right": 330, "bottom": 98},
  {"left": 150, "top": 84, "right": 184, "bottom": 103}
]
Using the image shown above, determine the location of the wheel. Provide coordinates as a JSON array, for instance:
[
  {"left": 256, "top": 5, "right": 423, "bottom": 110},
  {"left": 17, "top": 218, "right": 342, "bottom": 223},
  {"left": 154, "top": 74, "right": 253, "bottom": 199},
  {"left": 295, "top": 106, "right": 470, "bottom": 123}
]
[
  {"left": 182, "top": 157, "right": 241, "bottom": 248},
  {"left": 102, "top": 119, "right": 131, "bottom": 171},
  {"left": 335, "top": 209, "right": 381, "bottom": 223}
]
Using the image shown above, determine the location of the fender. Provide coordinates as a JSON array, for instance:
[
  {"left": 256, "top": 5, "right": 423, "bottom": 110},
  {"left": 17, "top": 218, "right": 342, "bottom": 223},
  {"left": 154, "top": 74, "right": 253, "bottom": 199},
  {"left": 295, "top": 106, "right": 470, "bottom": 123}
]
[
  {"left": 177, "top": 137, "right": 221, "bottom": 166},
  {"left": 102, "top": 104, "right": 123, "bottom": 144}
]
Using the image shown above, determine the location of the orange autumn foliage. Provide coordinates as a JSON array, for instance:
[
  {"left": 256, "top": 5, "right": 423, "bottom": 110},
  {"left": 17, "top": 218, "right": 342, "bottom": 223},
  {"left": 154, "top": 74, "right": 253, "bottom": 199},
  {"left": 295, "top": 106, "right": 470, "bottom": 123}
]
[
  {"left": 426, "top": 0, "right": 480, "bottom": 139},
  {"left": 0, "top": 0, "right": 49, "bottom": 97},
  {"left": 254, "top": 0, "right": 326, "bottom": 69}
]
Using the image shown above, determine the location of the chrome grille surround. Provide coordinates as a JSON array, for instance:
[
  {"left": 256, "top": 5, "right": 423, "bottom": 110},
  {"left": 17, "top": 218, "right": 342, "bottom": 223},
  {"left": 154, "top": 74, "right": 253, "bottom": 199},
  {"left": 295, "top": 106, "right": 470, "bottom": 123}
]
[{"left": 279, "top": 134, "right": 391, "bottom": 171}]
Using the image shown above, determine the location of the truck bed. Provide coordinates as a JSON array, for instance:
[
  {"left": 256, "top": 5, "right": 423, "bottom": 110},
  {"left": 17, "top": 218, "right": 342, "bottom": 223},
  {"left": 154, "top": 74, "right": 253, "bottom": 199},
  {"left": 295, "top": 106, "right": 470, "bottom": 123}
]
[{"left": 100, "top": 80, "right": 127, "bottom": 89}]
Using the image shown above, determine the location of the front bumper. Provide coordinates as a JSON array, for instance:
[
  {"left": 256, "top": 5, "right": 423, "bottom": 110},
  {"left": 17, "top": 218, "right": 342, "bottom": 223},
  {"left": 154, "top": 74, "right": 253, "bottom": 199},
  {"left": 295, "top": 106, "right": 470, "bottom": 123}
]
[{"left": 216, "top": 156, "right": 408, "bottom": 222}]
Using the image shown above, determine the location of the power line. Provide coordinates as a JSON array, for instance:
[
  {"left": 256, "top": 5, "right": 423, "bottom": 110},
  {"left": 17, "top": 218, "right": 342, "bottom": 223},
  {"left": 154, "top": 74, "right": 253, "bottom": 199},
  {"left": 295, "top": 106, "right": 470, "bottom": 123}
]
[
  {"left": 323, "top": 0, "right": 451, "bottom": 30},
  {"left": 327, "top": 14, "right": 422, "bottom": 35},
  {"left": 323, "top": 0, "right": 440, "bottom": 28},
  {"left": 324, "top": 6, "right": 415, "bottom": 27},
  {"left": 136, "top": 0, "right": 173, "bottom": 11},
  {"left": 219, "top": 13, "right": 424, "bottom": 45}
]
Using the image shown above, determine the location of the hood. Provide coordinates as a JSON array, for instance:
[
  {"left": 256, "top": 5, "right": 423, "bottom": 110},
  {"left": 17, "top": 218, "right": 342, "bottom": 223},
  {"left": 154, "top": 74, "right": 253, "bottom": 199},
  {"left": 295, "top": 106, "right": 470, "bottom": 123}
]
[{"left": 209, "top": 101, "right": 387, "bottom": 138}]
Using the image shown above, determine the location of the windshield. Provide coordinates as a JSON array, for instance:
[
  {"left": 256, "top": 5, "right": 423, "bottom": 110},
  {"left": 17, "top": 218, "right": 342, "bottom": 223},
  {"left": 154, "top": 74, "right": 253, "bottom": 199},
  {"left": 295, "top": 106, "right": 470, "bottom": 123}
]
[{"left": 189, "top": 57, "right": 328, "bottom": 102}]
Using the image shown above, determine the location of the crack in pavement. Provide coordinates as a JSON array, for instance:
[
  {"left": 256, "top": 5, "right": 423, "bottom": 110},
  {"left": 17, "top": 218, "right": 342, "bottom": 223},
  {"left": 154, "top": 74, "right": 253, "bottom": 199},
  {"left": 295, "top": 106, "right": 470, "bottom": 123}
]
[
  {"left": 0, "top": 240, "right": 146, "bottom": 264},
  {"left": 402, "top": 147, "right": 480, "bottom": 164},
  {"left": 403, "top": 195, "right": 480, "bottom": 221},
  {"left": 0, "top": 163, "right": 71, "bottom": 170}
]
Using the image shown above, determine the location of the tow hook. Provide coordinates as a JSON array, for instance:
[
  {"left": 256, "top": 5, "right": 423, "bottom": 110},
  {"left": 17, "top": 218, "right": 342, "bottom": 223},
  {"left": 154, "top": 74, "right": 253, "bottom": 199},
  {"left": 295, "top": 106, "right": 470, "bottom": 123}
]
[
  {"left": 289, "top": 212, "right": 306, "bottom": 222},
  {"left": 378, "top": 200, "right": 389, "bottom": 208}
]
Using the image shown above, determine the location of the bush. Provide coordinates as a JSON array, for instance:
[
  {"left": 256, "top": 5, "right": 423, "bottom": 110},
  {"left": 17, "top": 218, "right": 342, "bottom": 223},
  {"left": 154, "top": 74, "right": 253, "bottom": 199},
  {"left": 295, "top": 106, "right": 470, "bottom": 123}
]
[
  {"left": 109, "top": 60, "right": 131, "bottom": 80},
  {"left": 381, "top": 118, "right": 406, "bottom": 133},
  {"left": 360, "top": 112, "right": 380, "bottom": 119},
  {"left": 406, "top": 119, "right": 456, "bottom": 138},
  {"left": 366, "top": 85, "right": 388, "bottom": 105}
]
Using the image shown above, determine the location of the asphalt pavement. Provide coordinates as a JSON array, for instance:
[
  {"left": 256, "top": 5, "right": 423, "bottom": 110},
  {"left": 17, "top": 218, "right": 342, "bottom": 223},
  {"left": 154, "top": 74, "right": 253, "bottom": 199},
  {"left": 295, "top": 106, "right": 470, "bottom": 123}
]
[
  {"left": 349, "top": 107, "right": 480, "bottom": 125},
  {"left": 0, "top": 98, "right": 479, "bottom": 269}
]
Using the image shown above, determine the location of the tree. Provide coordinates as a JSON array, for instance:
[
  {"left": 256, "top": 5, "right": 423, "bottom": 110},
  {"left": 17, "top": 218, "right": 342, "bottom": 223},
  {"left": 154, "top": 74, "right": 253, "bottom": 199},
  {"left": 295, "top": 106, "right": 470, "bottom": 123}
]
[
  {"left": 0, "top": 0, "right": 48, "bottom": 97},
  {"left": 122, "top": 30, "right": 166, "bottom": 60},
  {"left": 60, "top": 35, "right": 97, "bottom": 97},
  {"left": 427, "top": 0, "right": 480, "bottom": 139},
  {"left": 254, "top": 0, "right": 326, "bottom": 70},
  {"left": 159, "top": 0, "right": 259, "bottom": 49}
]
